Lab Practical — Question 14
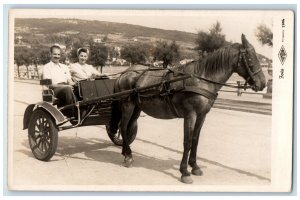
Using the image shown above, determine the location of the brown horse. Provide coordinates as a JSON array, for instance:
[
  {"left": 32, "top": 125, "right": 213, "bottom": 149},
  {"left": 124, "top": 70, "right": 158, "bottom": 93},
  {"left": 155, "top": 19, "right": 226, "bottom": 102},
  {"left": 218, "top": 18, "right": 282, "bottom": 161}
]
[{"left": 110, "top": 34, "right": 266, "bottom": 183}]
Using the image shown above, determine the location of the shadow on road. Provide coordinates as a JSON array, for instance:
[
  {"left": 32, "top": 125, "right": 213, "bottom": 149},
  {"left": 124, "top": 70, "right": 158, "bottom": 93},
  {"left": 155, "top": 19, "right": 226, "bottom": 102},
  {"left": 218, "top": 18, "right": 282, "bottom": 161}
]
[
  {"left": 19, "top": 135, "right": 270, "bottom": 182},
  {"left": 19, "top": 136, "right": 182, "bottom": 182},
  {"left": 136, "top": 138, "right": 271, "bottom": 182}
]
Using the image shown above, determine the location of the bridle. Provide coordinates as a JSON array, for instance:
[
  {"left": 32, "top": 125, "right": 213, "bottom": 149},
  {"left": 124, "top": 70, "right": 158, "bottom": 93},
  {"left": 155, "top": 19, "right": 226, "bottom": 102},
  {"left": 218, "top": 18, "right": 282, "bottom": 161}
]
[{"left": 237, "top": 47, "right": 262, "bottom": 90}]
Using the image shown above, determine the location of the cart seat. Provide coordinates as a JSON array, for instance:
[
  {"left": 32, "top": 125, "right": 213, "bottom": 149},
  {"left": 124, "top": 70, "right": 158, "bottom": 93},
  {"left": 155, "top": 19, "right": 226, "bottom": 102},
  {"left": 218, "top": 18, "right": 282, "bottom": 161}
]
[{"left": 40, "top": 79, "right": 60, "bottom": 105}]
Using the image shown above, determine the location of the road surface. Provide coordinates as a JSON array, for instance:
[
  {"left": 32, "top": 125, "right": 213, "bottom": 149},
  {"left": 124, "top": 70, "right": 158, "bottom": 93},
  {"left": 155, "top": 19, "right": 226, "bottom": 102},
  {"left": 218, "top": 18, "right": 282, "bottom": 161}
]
[{"left": 8, "top": 81, "right": 272, "bottom": 191}]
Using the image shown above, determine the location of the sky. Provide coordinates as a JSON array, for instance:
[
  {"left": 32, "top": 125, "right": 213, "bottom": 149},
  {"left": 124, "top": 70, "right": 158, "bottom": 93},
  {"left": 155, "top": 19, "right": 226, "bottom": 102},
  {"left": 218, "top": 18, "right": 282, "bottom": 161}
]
[{"left": 12, "top": 9, "right": 274, "bottom": 58}]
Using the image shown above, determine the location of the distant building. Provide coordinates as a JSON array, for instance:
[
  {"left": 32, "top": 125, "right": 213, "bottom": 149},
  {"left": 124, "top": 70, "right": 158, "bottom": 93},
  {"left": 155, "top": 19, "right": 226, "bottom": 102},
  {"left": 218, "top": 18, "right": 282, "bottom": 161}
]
[
  {"left": 153, "top": 61, "right": 164, "bottom": 67},
  {"left": 93, "top": 38, "right": 102, "bottom": 43},
  {"left": 16, "top": 36, "right": 23, "bottom": 44},
  {"left": 66, "top": 19, "right": 78, "bottom": 24},
  {"left": 114, "top": 46, "right": 121, "bottom": 57},
  {"left": 260, "top": 62, "right": 269, "bottom": 68},
  {"left": 180, "top": 59, "right": 194, "bottom": 65},
  {"left": 15, "top": 43, "right": 31, "bottom": 48}
]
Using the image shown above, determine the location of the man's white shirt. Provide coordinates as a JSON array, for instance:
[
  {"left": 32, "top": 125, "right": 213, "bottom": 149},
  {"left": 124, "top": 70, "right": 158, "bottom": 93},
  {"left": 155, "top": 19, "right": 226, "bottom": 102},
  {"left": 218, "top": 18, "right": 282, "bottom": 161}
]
[{"left": 43, "top": 61, "right": 71, "bottom": 84}]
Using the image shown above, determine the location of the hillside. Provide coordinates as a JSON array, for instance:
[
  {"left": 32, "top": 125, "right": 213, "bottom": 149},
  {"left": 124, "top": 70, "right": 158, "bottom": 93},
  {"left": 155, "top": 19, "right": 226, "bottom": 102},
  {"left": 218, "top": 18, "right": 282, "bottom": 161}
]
[
  {"left": 14, "top": 18, "right": 271, "bottom": 63},
  {"left": 14, "top": 18, "right": 197, "bottom": 44}
]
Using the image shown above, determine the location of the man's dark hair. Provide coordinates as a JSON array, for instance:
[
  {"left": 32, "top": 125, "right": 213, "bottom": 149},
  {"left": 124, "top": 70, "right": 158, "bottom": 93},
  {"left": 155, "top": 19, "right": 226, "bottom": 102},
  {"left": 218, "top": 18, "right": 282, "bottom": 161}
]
[{"left": 50, "top": 44, "right": 61, "bottom": 53}]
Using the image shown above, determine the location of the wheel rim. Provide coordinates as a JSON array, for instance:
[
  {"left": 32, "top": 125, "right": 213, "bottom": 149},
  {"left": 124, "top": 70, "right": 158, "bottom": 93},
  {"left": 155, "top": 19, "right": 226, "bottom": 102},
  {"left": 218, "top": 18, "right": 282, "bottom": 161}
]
[{"left": 30, "top": 115, "right": 52, "bottom": 154}]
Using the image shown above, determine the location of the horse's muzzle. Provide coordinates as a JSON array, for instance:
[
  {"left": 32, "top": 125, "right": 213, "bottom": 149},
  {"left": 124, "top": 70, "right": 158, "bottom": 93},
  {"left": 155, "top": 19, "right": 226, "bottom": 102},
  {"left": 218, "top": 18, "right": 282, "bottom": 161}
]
[{"left": 251, "top": 72, "right": 266, "bottom": 92}]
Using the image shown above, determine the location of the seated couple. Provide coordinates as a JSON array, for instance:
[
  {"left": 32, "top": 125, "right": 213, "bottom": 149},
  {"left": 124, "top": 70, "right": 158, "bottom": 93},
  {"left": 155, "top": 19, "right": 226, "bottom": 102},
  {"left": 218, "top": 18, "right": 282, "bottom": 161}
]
[{"left": 42, "top": 45, "right": 101, "bottom": 117}]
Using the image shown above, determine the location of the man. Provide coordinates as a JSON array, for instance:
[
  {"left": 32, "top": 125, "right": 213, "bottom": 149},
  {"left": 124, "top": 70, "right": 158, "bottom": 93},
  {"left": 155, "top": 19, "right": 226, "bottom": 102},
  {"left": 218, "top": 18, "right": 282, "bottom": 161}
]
[{"left": 43, "top": 44, "right": 75, "bottom": 116}]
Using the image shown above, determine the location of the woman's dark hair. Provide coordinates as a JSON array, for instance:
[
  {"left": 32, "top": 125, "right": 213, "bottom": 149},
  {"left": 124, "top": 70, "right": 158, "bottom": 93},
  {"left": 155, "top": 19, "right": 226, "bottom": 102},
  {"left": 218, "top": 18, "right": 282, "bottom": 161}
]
[{"left": 77, "top": 48, "right": 89, "bottom": 56}]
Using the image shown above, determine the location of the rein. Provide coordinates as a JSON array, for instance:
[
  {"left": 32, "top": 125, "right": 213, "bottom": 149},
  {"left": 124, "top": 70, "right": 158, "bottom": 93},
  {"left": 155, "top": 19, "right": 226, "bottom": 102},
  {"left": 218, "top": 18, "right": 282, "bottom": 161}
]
[
  {"left": 106, "top": 67, "right": 249, "bottom": 89},
  {"left": 107, "top": 46, "right": 260, "bottom": 90},
  {"left": 168, "top": 68, "right": 249, "bottom": 89}
]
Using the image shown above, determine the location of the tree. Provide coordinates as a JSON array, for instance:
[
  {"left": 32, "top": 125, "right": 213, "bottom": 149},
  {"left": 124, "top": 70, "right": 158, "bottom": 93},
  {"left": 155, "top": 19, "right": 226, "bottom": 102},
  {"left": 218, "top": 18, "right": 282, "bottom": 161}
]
[
  {"left": 195, "top": 21, "right": 226, "bottom": 53},
  {"left": 14, "top": 46, "right": 35, "bottom": 78},
  {"left": 121, "top": 43, "right": 150, "bottom": 65},
  {"left": 255, "top": 24, "right": 273, "bottom": 47},
  {"left": 37, "top": 48, "right": 51, "bottom": 65},
  {"left": 153, "top": 40, "right": 180, "bottom": 68},
  {"left": 64, "top": 36, "right": 74, "bottom": 50},
  {"left": 103, "top": 34, "right": 109, "bottom": 43},
  {"left": 14, "top": 47, "right": 27, "bottom": 77},
  {"left": 89, "top": 43, "right": 108, "bottom": 73},
  {"left": 68, "top": 37, "right": 94, "bottom": 63},
  {"left": 69, "top": 41, "right": 82, "bottom": 63}
]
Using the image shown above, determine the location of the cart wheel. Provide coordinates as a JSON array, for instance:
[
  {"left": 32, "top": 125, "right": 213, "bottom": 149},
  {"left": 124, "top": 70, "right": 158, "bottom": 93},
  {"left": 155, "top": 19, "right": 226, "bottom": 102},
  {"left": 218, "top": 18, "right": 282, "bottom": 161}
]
[
  {"left": 28, "top": 108, "right": 58, "bottom": 161},
  {"left": 106, "top": 121, "right": 138, "bottom": 146}
]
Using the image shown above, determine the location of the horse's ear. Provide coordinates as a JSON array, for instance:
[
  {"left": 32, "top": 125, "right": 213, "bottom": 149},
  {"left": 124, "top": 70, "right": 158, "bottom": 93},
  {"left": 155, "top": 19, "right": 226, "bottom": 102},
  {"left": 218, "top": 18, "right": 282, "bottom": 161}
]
[{"left": 241, "top": 34, "right": 249, "bottom": 47}]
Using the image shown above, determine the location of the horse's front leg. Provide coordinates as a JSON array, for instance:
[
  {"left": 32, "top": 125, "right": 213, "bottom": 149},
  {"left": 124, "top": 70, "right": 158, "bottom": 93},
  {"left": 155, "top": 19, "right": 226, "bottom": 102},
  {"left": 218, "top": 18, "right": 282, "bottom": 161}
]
[
  {"left": 180, "top": 113, "right": 197, "bottom": 184},
  {"left": 120, "top": 102, "right": 135, "bottom": 168},
  {"left": 188, "top": 114, "right": 206, "bottom": 176}
]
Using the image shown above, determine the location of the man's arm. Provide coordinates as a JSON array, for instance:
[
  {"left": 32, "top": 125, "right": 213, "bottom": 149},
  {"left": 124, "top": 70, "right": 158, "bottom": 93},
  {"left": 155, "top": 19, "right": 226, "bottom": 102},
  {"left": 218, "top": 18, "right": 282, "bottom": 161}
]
[
  {"left": 42, "top": 64, "right": 51, "bottom": 80},
  {"left": 64, "top": 64, "right": 75, "bottom": 86},
  {"left": 67, "top": 78, "right": 75, "bottom": 86}
]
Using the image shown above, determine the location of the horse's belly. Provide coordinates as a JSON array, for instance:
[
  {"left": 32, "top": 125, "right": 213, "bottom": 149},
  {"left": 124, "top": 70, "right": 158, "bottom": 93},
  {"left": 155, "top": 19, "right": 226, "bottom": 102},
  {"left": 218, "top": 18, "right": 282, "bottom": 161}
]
[{"left": 139, "top": 98, "right": 178, "bottom": 119}]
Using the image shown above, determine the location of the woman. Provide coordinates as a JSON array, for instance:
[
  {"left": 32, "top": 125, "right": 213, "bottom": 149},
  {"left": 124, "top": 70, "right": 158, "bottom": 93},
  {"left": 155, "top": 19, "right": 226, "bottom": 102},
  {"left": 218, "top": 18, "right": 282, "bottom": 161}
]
[{"left": 69, "top": 48, "right": 101, "bottom": 82}]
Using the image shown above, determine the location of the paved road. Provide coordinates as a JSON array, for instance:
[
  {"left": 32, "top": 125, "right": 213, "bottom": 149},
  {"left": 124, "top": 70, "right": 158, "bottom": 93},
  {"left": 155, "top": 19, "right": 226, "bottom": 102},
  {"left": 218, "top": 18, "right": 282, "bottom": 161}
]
[{"left": 8, "top": 82, "right": 272, "bottom": 191}]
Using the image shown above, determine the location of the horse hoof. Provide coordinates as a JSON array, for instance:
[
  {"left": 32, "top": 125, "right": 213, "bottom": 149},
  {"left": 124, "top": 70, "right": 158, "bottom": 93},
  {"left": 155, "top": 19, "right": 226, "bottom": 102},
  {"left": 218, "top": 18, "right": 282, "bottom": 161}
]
[
  {"left": 191, "top": 168, "right": 203, "bottom": 176},
  {"left": 181, "top": 175, "right": 193, "bottom": 184},
  {"left": 123, "top": 158, "right": 133, "bottom": 168}
]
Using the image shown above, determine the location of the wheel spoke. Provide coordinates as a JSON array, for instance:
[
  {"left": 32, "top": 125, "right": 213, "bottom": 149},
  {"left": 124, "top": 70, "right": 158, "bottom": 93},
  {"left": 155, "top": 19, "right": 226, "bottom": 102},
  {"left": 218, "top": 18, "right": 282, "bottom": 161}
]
[
  {"left": 38, "top": 117, "right": 43, "bottom": 125},
  {"left": 40, "top": 140, "right": 45, "bottom": 152},
  {"left": 42, "top": 118, "right": 48, "bottom": 128},
  {"left": 44, "top": 140, "right": 50, "bottom": 150},
  {"left": 33, "top": 133, "right": 42, "bottom": 140},
  {"left": 45, "top": 133, "right": 51, "bottom": 141},
  {"left": 42, "top": 141, "right": 46, "bottom": 152},
  {"left": 44, "top": 127, "right": 50, "bottom": 134},
  {"left": 117, "top": 131, "right": 121, "bottom": 139},
  {"left": 40, "top": 118, "right": 46, "bottom": 129},
  {"left": 32, "top": 138, "right": 42, "bottom": 150},
  {"left": 35, "top": 124, "right": 40, "bottom": 132}
]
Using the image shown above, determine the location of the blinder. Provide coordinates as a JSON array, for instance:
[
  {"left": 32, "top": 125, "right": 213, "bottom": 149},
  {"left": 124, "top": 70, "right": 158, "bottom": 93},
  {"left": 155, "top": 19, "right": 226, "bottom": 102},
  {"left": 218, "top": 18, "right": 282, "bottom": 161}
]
[{"left": 237, "top": 47, "right": 262, "bottom": 90}]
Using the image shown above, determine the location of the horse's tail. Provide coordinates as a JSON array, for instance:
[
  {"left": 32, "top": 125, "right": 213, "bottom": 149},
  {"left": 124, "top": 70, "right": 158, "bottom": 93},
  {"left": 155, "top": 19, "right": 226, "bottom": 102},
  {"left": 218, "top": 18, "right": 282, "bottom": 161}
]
[
  {"left": 109, "top": 100, "right": 122, "bottom": 134},
  {"left": 108, "top": 77, "right": 122, "bottom": 134}
]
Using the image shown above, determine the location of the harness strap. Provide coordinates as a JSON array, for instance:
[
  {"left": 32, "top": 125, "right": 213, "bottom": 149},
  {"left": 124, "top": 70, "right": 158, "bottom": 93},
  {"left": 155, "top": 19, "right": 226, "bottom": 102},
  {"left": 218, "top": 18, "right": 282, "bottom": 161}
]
[
  {"left": 160, "top": 71, "right": 181, "bottom": 118},
  {"left": 183, "top": 86, "right": 218, "bottom": 100},
  {"left": 164, "top": 93, "right": 181, "bottom": 118}
]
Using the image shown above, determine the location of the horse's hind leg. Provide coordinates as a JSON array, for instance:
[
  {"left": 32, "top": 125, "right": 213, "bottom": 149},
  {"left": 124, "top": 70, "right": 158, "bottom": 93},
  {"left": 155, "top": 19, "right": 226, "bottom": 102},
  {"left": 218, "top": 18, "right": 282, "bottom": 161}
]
[
  {"left": 188, "top": 114, "right": 206, "bottom": 176},
  {"left": 180, "top": 113, "right": 197, "bottom": 184},
  {"left": 120, "top": 101, "right": 136, "bottom": 167}
]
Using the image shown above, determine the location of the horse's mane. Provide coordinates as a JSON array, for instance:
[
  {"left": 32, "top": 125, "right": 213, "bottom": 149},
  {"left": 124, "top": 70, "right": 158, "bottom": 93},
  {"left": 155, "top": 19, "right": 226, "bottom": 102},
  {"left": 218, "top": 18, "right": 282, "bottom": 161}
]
[{"left": 181, "top": 43, "right": 240, "bottom": 77}]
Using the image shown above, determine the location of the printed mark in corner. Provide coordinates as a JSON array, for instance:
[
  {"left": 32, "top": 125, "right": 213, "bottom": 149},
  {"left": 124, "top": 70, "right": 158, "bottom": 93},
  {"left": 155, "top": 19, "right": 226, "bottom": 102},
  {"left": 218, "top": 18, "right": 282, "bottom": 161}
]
[{"left": 278, "top": 45, "right": 287, "bottom": 65}]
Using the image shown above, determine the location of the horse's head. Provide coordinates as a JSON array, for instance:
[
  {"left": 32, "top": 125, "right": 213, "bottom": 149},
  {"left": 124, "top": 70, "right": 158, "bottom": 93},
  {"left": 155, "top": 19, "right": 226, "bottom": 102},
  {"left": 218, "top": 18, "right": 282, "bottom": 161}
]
[{"left": 235, "top": 34, "right": 266, "bottom": 91}]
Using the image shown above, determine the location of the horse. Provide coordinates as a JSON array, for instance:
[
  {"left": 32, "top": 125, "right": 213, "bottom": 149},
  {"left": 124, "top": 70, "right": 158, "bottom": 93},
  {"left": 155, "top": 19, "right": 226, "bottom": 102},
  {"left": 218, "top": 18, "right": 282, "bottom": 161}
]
[{"left": 109, "top": 34, "right": 266, "bottom": 184}]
